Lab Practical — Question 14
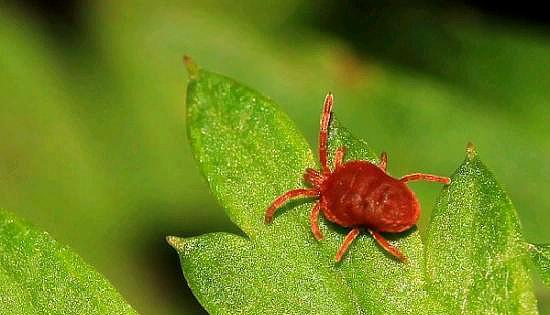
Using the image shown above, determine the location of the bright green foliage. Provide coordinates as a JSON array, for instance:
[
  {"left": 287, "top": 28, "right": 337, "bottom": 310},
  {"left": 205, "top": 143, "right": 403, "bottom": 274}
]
[
  {"left": 171, "top": 63, "right": 541, "bottom": 314},
  {"left": 0, "top": 209, "right": 138, "bottom": 315},
  {"left": 425, "top": 146, "right": 538, "bottom": 313},
  {"left": 529, "top": 243, "right": 550, "bottom": 287}
]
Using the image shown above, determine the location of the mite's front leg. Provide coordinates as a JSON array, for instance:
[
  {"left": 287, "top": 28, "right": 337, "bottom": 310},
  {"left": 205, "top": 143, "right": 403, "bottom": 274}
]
[
  {"left": 264, "top": 188, "right": 319, "bottom": 224},
  {"left": 400, "top": 173, "right": 450, "bottom": 185}
]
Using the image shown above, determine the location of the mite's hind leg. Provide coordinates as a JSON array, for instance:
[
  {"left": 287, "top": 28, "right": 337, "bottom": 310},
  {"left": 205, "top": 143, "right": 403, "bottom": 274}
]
[
  {"left": 265, "top": 189, "right": 319, "bottom": 224},
  {"left": 335, "top": 228, "right": 360, "bottom": 262},
  {"left": 379, "top": 152, "right": 388, "bottom": 172},
  {"left": 400, "top": 173, "right": 450, "bottom": 185},
  {"left": 368, "top": 229, "right": 407, "bottom": 262},
  {"left": 334, "top": 146, "right": 346, "bottom": 169},
  {"left": 310, "top": 202, "right": 323, "bottom": 240}
]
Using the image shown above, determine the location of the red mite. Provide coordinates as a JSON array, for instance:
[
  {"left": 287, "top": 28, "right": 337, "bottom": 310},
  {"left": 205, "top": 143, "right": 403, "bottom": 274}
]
[{"left": 264, "top": 93, "right": 450, "bottom": 262}]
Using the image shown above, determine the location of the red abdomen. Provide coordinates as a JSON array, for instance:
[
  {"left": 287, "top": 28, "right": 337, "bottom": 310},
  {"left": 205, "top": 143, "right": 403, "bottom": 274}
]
[{"left": 320, "top": 161, "right": 420, "bottom": 232}]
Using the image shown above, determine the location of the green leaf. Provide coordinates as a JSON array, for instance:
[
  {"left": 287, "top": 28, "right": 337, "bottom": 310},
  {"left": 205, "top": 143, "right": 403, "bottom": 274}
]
[
  {"left": 0, "top": 209, "right": 138, "bottom": 315},
  {"left": 170, "top": 61, "right": 446, "bottom": 314},
  {"left": 424, "top": 145, "right": 538, "bottom": 314},
  {"left": 529, "top": 243, "right": 550, "bottom": 287}
]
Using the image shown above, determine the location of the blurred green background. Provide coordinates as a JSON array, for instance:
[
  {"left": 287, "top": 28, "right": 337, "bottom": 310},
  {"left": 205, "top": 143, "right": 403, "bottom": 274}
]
[{"left": 0, "top": 1, "right": 549, "bottom": 314}]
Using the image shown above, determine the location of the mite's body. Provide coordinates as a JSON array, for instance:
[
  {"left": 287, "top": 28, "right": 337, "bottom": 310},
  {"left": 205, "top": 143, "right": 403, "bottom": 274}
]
[
  {"left": 265, "top": 93, "right": 450, "bottom": 262},
  {"left": 320, "top": 161, "right": 419, "bottom": 232}
]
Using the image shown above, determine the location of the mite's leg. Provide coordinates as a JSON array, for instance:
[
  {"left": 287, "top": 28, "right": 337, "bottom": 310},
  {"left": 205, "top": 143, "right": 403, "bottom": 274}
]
[
  {"left": 368, "top": 229, "right": 407, "bottom": 262},
  {"left": 319, "top": 93, "right": 334, "bottom": 175},
  {"left": 334, "top": 146, "right": 346, "bottom": 169},
  {"left": 335, "top": 228, "right": 360, "bottom": 262},
  {"left": 379, "top": 152, "right": 388, "bottom": 172},
  {"left": 310, "top": 202, "right": 323, "bottom": 240},
  {"left": 304, "top": 168, "right": 324, "bottom": 188},
  {"left": 400, "top": 173, "right": 450, "bottom": 185},
  {"left": 264, "top": 189, "right": 319, "bottom": 224}
]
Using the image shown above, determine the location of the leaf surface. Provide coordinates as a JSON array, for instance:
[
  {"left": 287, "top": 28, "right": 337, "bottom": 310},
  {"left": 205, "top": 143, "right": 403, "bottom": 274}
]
[
  {"left": 171, "top": 64, "right": 445, "bottom": 314},
  {"left": 424, "top": 146, "right": 538, "bottom": 314},
  {"left": 0, "top": 209, "right": 138, "bottom": 315}
]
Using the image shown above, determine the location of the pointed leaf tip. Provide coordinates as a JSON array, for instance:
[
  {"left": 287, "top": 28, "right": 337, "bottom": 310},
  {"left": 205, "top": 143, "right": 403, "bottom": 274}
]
[
  {"left": 183, "top": 55, "right": 199, "bottom": 79},
  {"left": 466, "top": 142, "right": 477, "bottom": 159},
  {"left": 166, "top": 236, "right": 185, "bottom": 251}
]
